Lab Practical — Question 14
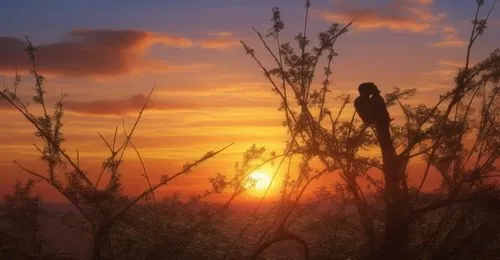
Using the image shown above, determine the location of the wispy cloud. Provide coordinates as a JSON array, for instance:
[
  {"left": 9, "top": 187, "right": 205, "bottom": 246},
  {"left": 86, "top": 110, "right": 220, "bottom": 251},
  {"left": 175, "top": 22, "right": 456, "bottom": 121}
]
[
  {"left": 320, "top": 0, "right": 468, "bottom": 49},
  {"left": 318, "top": 0, "right": 445, "bottom": 33},
  {"left": 429, "top": 26, "right": 466, "bottom": 48},
  {"left": 320, "top": 9, "right": 434, "bottom": 32},
  {"left": 0, "top": 29, "right": 193, "bottom": 77},
  {"left": 137, "top": 60, "right": 213, "bottom": 74},
  {"left": 64, "top": 94, "right": 192, "bottom": 115},
  {"left": 438, "top": 59, "right": 463, "bottom": 68},
  {"left": 425, "top": 69, "right": 457, "bottom": 77},
  {"left": 416, "top": 0, "right": 433, "bottom": 5},
  {"left": 199, "top": 32, "right": 239, "bottom": 49},
  {"left": 208, "top": 32, "right": 233, "bottom": 37},
  {"left": 424, "top": 58, "right": 463, "bottom": 80},
  {"left": 491, "top": 20, "right": 500, "bottom": 27}
]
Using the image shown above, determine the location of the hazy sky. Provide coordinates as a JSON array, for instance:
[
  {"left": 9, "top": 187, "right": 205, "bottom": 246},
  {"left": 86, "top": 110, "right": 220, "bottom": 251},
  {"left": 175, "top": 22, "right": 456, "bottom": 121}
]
[{"left": 0, "top": 0, "right": 499, "bottom": 202}]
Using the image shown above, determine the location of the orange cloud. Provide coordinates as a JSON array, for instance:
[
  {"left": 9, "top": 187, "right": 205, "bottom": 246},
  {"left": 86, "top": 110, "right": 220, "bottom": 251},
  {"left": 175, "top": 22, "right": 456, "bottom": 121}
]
[
  {"left": 416, "top": 0, "right": 433, "bottom": 5},
  {"left": 137, "top": 59, "right": 212, "bottom": 74},
  {"left": 0, "top": 29, "right": 192, "bottom": 77},
  {"left": 407, "top": 6, "right": 446, "bottom": 22},
  {"left": 424, "top": 59, "right": 463, "bottom": 80},
  {"left": 438, "top": 60, "right": 463, "bottom": 68},
  {"left": 199, "top": 32, "right": 239, "bottom": 49},
  {"left": 208, "top": 32, "right": 233, "bottom": 37},
  {"left": 64, "top": 94, "right": 192, "bottom": 115},
  {"left": 320, "top": 8, "right": 435, "bottom": 32},
  {"left": 429, "top": 29, "right": 466, "bottom": 48},
  {"left": 332, "top": 0, "right": 434, "bottom": 6},
  {"left": 425, "top": 69, "right": 457, "bottom": 80},
  {"left": 319, "top": 0, "right": 450, "bottom": 33},
  {"left": 321, "top": 1, "right": 468, "bottom": 49}
]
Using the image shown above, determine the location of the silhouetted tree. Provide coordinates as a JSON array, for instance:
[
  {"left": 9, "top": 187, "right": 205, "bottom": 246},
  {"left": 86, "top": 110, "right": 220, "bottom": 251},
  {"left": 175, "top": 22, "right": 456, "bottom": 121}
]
[
  {"left": 238, "top": 0, "right": 499, "bottom": 259},
  {"left": 0, "top": 38, "right": 231, "bottom": 260},
  {"left": 0, "top": 180, "right": 76, "bottom": 259}
]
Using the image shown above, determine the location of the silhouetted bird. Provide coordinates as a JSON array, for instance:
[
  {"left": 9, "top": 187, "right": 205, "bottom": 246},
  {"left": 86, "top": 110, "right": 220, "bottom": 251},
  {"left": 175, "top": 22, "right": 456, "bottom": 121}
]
[
  {"left": 354, "top": 83, "right": 374, "bottom": 125},
  {"left": 354, "top": 82, "right": 390, "bottom": 127},
  {"left": 354, "top": 82, "right": 375, "bottom": 125}
]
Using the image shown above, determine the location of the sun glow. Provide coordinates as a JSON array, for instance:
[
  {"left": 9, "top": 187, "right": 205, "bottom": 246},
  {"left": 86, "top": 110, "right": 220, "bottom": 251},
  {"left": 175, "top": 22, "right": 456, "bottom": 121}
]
[{"left": 245, "top": 171, "right": 272, "bottom": 191}]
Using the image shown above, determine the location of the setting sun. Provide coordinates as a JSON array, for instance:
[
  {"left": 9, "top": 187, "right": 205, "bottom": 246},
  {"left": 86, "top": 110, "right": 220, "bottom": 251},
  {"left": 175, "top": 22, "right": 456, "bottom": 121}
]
[{"left": 245, "top": 171, "right": 272, "bottom": 191}]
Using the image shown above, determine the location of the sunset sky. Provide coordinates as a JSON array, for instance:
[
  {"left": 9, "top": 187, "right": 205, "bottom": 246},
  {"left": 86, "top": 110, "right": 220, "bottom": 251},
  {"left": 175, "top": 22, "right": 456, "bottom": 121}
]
[{"left": 0, "top": 0, "right": 499, "bottom": 202}]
